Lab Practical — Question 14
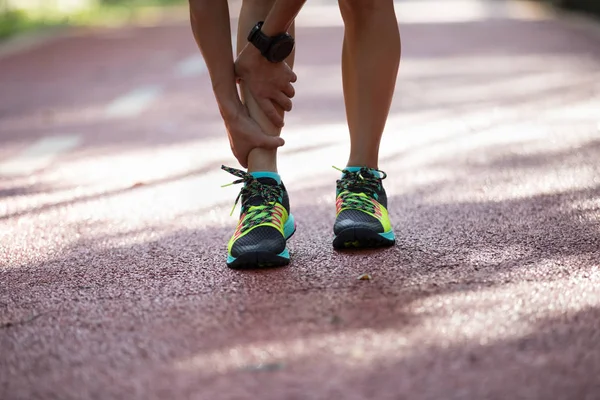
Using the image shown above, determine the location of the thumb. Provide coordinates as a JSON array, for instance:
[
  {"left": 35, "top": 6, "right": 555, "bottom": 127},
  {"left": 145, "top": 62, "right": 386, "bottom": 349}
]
[{"left": 258, "top": 135, "right": 285, "bottom": 150}]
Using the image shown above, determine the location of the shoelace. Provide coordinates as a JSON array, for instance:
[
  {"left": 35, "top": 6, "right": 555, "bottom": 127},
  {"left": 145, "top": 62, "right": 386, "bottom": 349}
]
[
  {"left": 333, "top": 166, "right": 386, "bottom": 213},
  {"left": 221, "top": 166, "right": 283, "bottom": 231}
]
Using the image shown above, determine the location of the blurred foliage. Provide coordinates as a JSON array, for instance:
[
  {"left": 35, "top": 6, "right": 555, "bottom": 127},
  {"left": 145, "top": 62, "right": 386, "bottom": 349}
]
[
  {"left": 562, "top": 0, "right": 600, "bottom": 16},
  {"left": 0, "top": 0, "right": 186, "bottom": 40},
  {"left": 0, "top": 9, "right": 57, "bottom": 39},
  {"left": 542, "top": 0, "right": 600, "bottom": 17},
  {"left": 2, "top": 0, "right": 599, "bottom": 42},
  {"left": 99, "top": 0, "right": 184, "bottom": 4}
]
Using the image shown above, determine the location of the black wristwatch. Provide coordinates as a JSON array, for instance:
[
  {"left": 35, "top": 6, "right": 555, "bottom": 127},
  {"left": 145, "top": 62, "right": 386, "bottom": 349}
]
[{"left": 247, "top": 21, "right": 295, "bottom": 63}]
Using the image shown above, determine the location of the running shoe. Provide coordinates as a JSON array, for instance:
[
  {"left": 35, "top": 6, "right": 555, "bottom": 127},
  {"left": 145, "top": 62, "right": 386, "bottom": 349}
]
[
  {"left": 222, "top": 166, "right": 295, "bottom": 268},
  {"left": 333, "top": 166, "right": 395, "bottom": 249}
]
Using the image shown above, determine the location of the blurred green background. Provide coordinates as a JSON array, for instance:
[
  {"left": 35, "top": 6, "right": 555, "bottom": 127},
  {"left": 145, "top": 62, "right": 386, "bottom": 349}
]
[
  {"left": 0, "top": 0, "right": 598, "bottom": 41},
  {"left": 0, "top": 0, "right": 186, "bottom": 40}
]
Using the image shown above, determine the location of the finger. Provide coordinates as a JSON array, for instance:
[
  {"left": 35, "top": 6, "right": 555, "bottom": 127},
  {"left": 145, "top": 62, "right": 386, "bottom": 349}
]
[
  {"left": 274, "top": 91, "right": 293, "bottom": 112},
  {"left": 282, "top": 83, "right": 295, "bottom": 99},
  {"left": 287, "top": 66, "right": 297, "bottom": 83},
  {"left": 238, "top": 152, "right": 249, "bottom": 169},
  {"left": 238, "top": 149, "right": 248, "bottom": 168},
  {"left": 259, "top": 98, "right": 285, "bottom": 128},
  {"left": 232, "top": 147, "right": 248, "bottom": 169},
  {"left": 258, "top": 135, "right": 285, "bottom": 150}
]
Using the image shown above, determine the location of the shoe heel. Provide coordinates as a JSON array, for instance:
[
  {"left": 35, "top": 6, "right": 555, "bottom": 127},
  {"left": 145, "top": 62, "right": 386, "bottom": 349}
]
[{"left": 283, "top": 214, "right": 296, "bottom": 239}]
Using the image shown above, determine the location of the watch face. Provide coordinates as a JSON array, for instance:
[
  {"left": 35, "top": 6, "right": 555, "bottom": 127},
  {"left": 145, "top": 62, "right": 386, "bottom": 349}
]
[{"left": 269, "top": 37, "right": 295, "bottom": 62}]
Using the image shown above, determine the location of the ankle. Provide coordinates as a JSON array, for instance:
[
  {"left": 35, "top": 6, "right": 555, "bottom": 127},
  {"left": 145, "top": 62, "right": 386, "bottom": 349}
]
[
  {"left": 250, "top": 171, "right": 282, "bottom": 184},
  {"left": 247, "top": 148, "right": 277, "bottom": 173},
  {"left": 345, "top": 162, "right": 379, "bottom": 171},
  {"left": 346, "top": 156, "right": 378, "bottom": 170}
]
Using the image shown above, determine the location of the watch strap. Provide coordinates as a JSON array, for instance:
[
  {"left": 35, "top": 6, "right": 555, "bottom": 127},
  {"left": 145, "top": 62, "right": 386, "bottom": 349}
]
[{"left": 248, "top": 21, "right": 272, "bottom": 55}]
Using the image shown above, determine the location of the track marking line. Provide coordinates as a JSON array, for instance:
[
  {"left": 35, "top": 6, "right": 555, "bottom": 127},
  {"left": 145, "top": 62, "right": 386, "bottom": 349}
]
[
  {"left": 175, "top": 33, "right": 236, "bottom": 78},
  {"left": 175, "top": 55, "right": 207, "bottom": 78},
  {"left": 0, "top": 135, "right": 82, "bottom": 177},
  {"left": 105, "top": 85, "right": 162, "bottom": 118}
]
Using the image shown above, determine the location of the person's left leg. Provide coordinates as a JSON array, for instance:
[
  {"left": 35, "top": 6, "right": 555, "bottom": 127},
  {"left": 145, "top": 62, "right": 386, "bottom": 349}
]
[
  {"left": 237, "top": 0, "right": 296, "bottom": 173},
  {"left": 224, "top": 0, "right": 297, "bottom": 268},
  {"left": 333, "top": 0, "right": 401, "bottom": 249}
]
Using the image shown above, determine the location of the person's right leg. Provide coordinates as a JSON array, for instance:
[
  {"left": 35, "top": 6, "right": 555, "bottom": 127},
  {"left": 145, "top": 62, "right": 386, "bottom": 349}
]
[
  {"left": 224, "top": 0, "right": 297, "bottom": 268},
  {"left": 333, "top": 0, "right": 400, "bottom": 249},
  {"left": 339, "top": 0, "right": 400, "bottom": 169}
]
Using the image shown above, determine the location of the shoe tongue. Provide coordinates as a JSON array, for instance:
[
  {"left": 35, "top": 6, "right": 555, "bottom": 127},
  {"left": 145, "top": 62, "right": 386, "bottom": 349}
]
[
  {"left": 244, "top": 177, "right": 280, "bottom": 207},
  {"left": 351, "top": 168, "right": 379, "bottom": 178},
  {"left": 342, "top": 168, "right": 377, "bottom": 181},
  {"left": 341, "top": 169, "right": 380, "bottom": 195}
]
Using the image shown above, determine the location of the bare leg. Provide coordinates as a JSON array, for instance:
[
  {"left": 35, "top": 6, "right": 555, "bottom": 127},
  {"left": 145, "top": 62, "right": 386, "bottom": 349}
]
[
  {"left": 237, "top": 0, "right": 296, "bottom": 173},
  {"left": 338, "top": 0, "right": 401, "bottom": 169}
]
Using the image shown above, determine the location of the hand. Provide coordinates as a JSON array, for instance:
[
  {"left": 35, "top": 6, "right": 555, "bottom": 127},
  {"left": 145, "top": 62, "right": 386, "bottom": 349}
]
[
  {"left": 234, "top": 43, "right": 297, "bottom": 128},
  {"left": 223, "top": 104, "right": 285, "bottom": 168}
]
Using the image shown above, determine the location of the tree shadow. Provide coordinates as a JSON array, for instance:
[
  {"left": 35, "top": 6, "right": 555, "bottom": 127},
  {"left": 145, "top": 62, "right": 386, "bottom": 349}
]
[
  {"left": 2, "top": 5, "right": 600, "bottom": 399},
  {"left": 0, "top": 182, "right": 62, "bottom": 198},
  {"left": 0, "top": 159, "right": 225, "bottom": 220},
  {"left": 154, "top": 306, "right": 600, "bottom": 400},
  {"left": 2, "top": 139, "right": 599, "bottom": 396}
]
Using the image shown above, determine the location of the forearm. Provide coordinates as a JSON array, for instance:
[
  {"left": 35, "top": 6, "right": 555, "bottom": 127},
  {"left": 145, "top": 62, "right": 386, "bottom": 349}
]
[
  {"left": 189, "top": 0, "right": 240, "bottom": 118},
  {"left": 261, "top": 0, "right": 306, "bottom": 36}
]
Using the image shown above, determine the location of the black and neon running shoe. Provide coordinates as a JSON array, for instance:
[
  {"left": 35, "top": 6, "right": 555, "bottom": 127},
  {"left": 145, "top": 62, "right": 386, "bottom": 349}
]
[
  {"left": 222, "top": 166, "right": 296, "bottom": 269},
  {"left": 333, "top": 166, "right": 395, "bottom": 249}
]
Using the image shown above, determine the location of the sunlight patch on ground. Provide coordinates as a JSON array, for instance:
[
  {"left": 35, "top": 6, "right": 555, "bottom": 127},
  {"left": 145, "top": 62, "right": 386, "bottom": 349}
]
[
  {"left": 571, "top": 197, "right": 600, "bottom": 213},
  {"left": 0, "top": 103, "right": 112, "bottom": 134},
  {"left": 2, "top": 39, "right": 599, "bottom": 263},
  {"left": 0, "top": 135, "right": 82, "bottom": 177},
  {"left": 399, "top": 55, "right": 599, "bottom": 78},
  {"left": 410, "top": 71, "right": 590, "bottom": 105},
  {"left": 541, "top": 99, "right": 600, "bottom": 123},
  {"left": 571, "top": 197, "right": 600, "bottom": 225},
  {"left": 2, "top": 97, "right": 596, "bottom": 232},
  {"left": 173, "top": 276, "right": 599, "bottom": 375},
  {"left": 465, "top": 245, "right": 534, "bottom": 269}
]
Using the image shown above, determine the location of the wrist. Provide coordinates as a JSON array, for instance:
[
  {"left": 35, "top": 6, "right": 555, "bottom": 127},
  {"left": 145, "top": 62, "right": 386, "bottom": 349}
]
[
  {"left": 212, "top": 81, "right": 242, "bottom": 118},
  {"left": 260, "top": 22, "right": 280, "bottom": 37},
  {"left": 261, "top": 20, "right": 289, "bottom": 37},
  {"left": 237, "top": 43, "right": 263, "bottom": 70},
  {"left": 247, "top": 21, "right": 294, "bottom": 63},
  {"left": 244, "top": 42, "right": 262, "bottom": 58},
  {"left": 217, "top": 97, "right": 243, "bottom": 121}
]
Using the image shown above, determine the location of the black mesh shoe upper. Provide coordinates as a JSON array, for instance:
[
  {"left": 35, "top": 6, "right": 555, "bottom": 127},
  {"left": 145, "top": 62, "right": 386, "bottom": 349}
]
[
  {"left": 228, "top": 174, "right": 290, "bottom": 257},
  {"left": 243, "top": 177, "right": 290, "bottom": 214},
  {"left": 230, "top": 225, "right": 287, "bottom": 257},
  {"left": 334, "top": 168, "right": 388, "bottom": 235}
]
